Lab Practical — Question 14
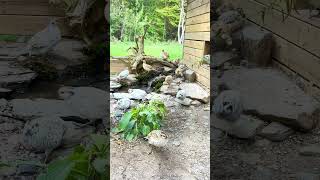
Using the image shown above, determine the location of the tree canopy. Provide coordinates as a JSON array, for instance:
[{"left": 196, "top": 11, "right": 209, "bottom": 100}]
[{"left": 110, "top": 0, "right": 182, "bottom": 42}]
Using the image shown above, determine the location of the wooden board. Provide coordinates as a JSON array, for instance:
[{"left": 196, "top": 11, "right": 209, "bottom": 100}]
[
  {"left": 184, "top": 40, "right": 205, "bottom": 50},
  {"left": 185, "top": 13, "right": 210, "bottom": 25},
  {"left": 232, "top": 0, "right": 320, "bottom": 58},
  {"left": 184, "top": 46, "right": 205, "bottom": 58},
  {"left": 183, "top": 52, "right": 210, "bottom": 77},
  {"left": 186, "top": 3, "right": 210, "bottom": 18},
  {"left": 0, "top": 1, "right": 64, "bottom": 16},
  {"left": 185, "top": 22, "right": 210, "bottom": 32},
  {"left": 185, "top": 32, "right": 210, "bottom": 41},
  {"left": 0, "top": 15, "right": 71, "bottom": 36},
  {"left": 187, "top": 0, "right": 210, "bottom": 11}
]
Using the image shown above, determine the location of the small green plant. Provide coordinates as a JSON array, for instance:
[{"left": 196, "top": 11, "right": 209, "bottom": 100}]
[
  {"left": 37, "top": 134, "right": 108, "bottom": 180},
  {"left": 113, "top": 100, "right": 167, "bottom": 141}
]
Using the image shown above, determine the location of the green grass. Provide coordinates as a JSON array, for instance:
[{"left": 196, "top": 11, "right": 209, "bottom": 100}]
[
  {"left": 111, "top": 41, "right": 183, "bottom": 60},
  {"left": 0, "top": 35, "right": 18, "bottom": 42}
]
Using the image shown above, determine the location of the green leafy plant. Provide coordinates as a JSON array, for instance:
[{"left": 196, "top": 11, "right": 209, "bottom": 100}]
[
  {"left": 1, "top": 134, "right": 108, "bottom": 180},
  {"left": 37, "top": 134, "right": 108, "bottom": 180},
  {"left": 113, "top": 100, "right": 167, "bottom": 141}
]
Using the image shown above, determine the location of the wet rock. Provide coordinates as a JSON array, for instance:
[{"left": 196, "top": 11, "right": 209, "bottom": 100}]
[
  {"left": 180, "top": 83, "right": 210, "bottom": 103},
  {"left": 128, "top": 89, "right": 147, "bottom": 100},
  {"left": 0, "top": 88, "right": 12, "bottom": 98},
  {"left": 49, "top": 39, "right": 86, "bottom": 62},
  {"left": 299, "top": 145, "right": 320, "bottom": 156},
  {"left": 212, "top": 115, "right": 264, "bottom": 139},
  {"left": 0, "top": 61, "right": 37, "bottom": 91},
  {"left": 117, "top": 98, "right": 131, "bottom": 110},
  {"left": 212, "top": 51, "right": 239, "bottom": 69},
  {"left": 259, "top": 122, "right": 294, "bottom": 142},
  {"left": 241, "top": 25, "right": 273, "bottom": 67},
  {"left": 211, "top": 128, "right": 225, "bottom": 142},
  {"left": 183, "top": 69, "right": 196, "bottom": 82}
]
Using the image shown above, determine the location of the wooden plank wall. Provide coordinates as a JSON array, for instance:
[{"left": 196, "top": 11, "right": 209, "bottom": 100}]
[
  {"left": 227, "top": 0, "right": 320, "bottom": 100},
  {"left": 183, "top": 0, "right": 210, "bottom": 88},
  {"left": 0, "top": 0, "right": 70, "bottom": 36}
]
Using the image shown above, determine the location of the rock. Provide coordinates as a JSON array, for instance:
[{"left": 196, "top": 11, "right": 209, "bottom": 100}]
[
  {"left": 211, "top": 128, "right": 225, "bottom": 142},
  {"left": 118, "top": 70, "right": 129, "bottom": 79},
  {"left": 183, "top": 69, "right": 196, "bottom": 82},
  {"left": 61, "top": 122, "right": 95, "bottom": 148},
  {"left": 180, "top": 83, "right": 210, "bottom": 103},
  {"left": 294, "top": 172, "right": 320, "bottom": 180},
  {"left": 239, "top": 153, "right": 260, "bottom": 165},
  {"left": 0, "top": 61, "right": 37, "bottom": 91},
  {"left": 61, "top": 87, "right": 108, "bottom": 120},
  {"left": 251, "top": 166, "right": 274, "bottom": 180},
  {"left": 191, "top": 100, "right": 202, "bottom": 106},
  {"left": 258, "top": 122, "right": 294, "bottom": 141},
  {"left": 0, "top": 88, "right": 12, "bottom": 98},
  {"left": 240, "top": 25, "right": 273, "bottom": 66},
  {"left": 128, "top": 89, "right": 147, "bottom": 100},
  {"left": 176, "top": 90, "right": 186, "bottom": 100},
  {"left": 10, "top": 99, "right": 80, "bottom": 120},
  {"left": 215, "top": 68, "right": 320, "bottom": 131},
  {"left": 17, "top": 164, "right": 39, "bottom": 175},
  {"left": 117, "top": 98, "right": 131, "bottom": 110},
  {"left": 255, "top": 138, "right": 271, "bottom": 147},
  {"left": 212, "top": 115, "right": 264, "bottom": 139},
  {"left": 22, "top": 116, "right": 66, "bottom": 152},
  {"left": 110, "top": 81, "right": 122, "bottom": 91},
  {"left": 212, "top": 51, "right": 239, "bottom": 69},
  {"left": 299, "top": 145, "right": 320, "bottom": 156},
  {"left": 213, "top": 90, "right": 242, "bottom": 121},
  {"left": 175, "top": 97, "right": 192, "bottom": 106},
  {"left": 160, "top": 84, "right": 180, "bottom": 96},
  {"left": 0, "top": 98, "right": 8, "bottom": 112},
  {"left": 112, "top": 93, "right": 132, "bottom": 100},
  {"left": 49, "top": 39, "right": 86, "bottom": 62}
]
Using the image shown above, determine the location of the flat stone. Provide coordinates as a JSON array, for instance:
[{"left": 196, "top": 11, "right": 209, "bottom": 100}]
[
  {"left": 61, "top": 122, "right": 95, "bottom": 148},
  {"left": 0, "top": 61, "right": 37, "bottom": 91},
  {"left": 259, "top": 122, "right": 294, "bottom": 142},
  {"left": 10, "top": 99, "right": 80, "bottom": 121},
  {"left": 215, "top": 68, "right": 319, "bottom": 131},
  {"left": 180, "top": 83, "right": 209, "bottom": 103},
  {"left": 212, "top": 51, "right": 239, "bottom": 68},
  {"left": 300, "top": 145, "right": 320, "bottom": 156},
  {"left": 212, "top": 115, "right": 264, "bottom": 139},
  {"left": 110, "top": 81, "right": 122, "bottom": 90},
  {"left": 0, "top": 88, "right": 12, "bottom": 98},
  {"left": 61, "top": 87, "right": 108, "bottom": 120},
  {"left": 128, "top": 89, "right": 147, "bottom": 100}
]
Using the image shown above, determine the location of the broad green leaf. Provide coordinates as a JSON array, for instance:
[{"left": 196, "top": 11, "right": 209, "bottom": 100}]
[
  {"left": 37, "top": 159, "right": 75, "bottom": 180},
  {"left": 117, "top": 112, "right": 132, "bottom": 131},
  {"left": 92, "top": 158, "right": 107, "bottom": 173},
  {"left": 141, "top": 125, "right": 151, "bottom": 136}
]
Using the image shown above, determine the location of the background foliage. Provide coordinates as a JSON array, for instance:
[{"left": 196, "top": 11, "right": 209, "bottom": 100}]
[{"left": 110, "top": 0, "right": 181, "bottom": 42}]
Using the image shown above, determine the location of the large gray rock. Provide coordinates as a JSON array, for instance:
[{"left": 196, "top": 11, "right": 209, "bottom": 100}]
[
  {"left": 241, "top": 25, "right": 273, "bottom": 66},
  {"left": 259, "top": 122, "right": 294, "bottom": 142},
  {"left": 180, "top": 83, "right": 210, "bottom": 103},
  {"left": 128, "top": 89, "right": 147, "bottom": 100},
  {"left": 10, "top": 99, "right": 80, "bottom": 120},
  {"left": 61, "top": 122, "right": 95, "bottom": 148},
  {"left": 160, "top": 84, "right": 180, "bottom": 96},
  {"left": 60, "top": 87, "right": 108, "bottom": 120},
  {"left": 215, "top": 68, "right": 320, "bottom": 131},
  {"left": 0, "top": 61, "right": 37, "bottom": 91},
  {"left": 300, "top": 145, "right": 320, "bottom": 156},
  {"left": 212, "top": 115, "right": 264, "bottom": 139}
]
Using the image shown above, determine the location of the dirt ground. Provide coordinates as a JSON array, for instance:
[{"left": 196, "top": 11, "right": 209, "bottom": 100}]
[{"left": 110, "top": 104, "right": 210, "bottom": 180}]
